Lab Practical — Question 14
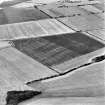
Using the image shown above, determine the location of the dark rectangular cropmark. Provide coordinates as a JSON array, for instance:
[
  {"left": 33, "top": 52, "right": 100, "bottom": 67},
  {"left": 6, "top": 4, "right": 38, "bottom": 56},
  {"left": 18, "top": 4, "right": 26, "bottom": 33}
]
[{"left": 12, "top": 32, "right": 105, "bottom": 67}]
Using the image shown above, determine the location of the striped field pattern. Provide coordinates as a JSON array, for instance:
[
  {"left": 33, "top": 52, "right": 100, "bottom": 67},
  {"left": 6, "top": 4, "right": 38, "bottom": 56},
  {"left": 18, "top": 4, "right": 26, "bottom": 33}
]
[{"left": 0, "top": 19, "right": 73, "bottom": 40}]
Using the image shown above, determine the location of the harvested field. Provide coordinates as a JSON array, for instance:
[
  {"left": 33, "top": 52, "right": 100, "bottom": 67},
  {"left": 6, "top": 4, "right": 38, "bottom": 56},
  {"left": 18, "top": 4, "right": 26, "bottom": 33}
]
[
  {"left": 0, "top": 46, "right": 57, "bottom": 105},
  {"left": 58, "top": 14, "right": 104, "bottom": 31},
  {"left": 38, "top": 5, "right": 87, "bottom": 17},
  {"left": 28, "top": 60, "right": 105, "bottom": 97},
  {"left": 0, "top": 19, "right": 73, "bottom": 40},
  {"left": 20, "top": 97, "right": 105, "bottom": 105},
  {"left": 93, "top": 3, "right": 105, "bottom": 11},
  {"left": 79, "top": 5, "right": 102, "bottom": 13},
  {"left": 0, "top": 47, "right": 57, "bottom": 83},
  {"left": 88, "top": 29, "right": 105, "bottom": 41},
  {"left": 96, "top": 12, "right": 105, "bottom": 19}
]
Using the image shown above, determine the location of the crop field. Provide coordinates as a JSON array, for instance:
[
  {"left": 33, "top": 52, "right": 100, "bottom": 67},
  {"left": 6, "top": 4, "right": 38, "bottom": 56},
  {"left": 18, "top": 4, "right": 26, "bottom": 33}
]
[
  {"left": 12, "top": 32, "right": 105, "bottom": 70},
  {"left": 0, "top": 19, "right": 73, "bottom": 40},
  {"left": 0, "top": 6, "right": 49, "bottom": 25},
  {"left": 0, "top": 0, "right": 105, "bottom": 105}
]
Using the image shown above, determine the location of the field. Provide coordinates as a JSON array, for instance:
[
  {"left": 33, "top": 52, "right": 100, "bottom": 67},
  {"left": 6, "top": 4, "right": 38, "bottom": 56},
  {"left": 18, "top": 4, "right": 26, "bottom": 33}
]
[{"left": 0, "top": 0, "right": 105, "bottom": 105}]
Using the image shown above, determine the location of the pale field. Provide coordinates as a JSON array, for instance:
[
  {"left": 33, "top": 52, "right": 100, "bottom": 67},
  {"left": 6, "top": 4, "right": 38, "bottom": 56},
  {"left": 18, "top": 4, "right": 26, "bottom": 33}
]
[
  {"left": 28, "top": 60, "right": 105, "bottom": 95},
  {"left": 20, "top": 97, "right": 105, "bottom": 105},
  {"left": 0, "top": 41, "right": 10, "bottom": 49},
  {"left": 95, "top": 12, "right": 105, "bottom": 20},
  {"left": 0, "top": 46, "right": 56, "bottom": 105},
  {"left": 58, "top": 14, "right": 104, "bottom": 32},
  {"left": 38, "top": 5, "right": 87, "bottom": 18},
  {"left": 0, "top": 19, "right": 73, "bottom": 40},
  {"left": 21, "top": 60, "right": 105, "bottom": 105},
  {"left": 38, "top": 2, "right": 103, "bottom": 18},
  {"left": 88, "top": 29, "right": 105, "bottom": 41}
]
